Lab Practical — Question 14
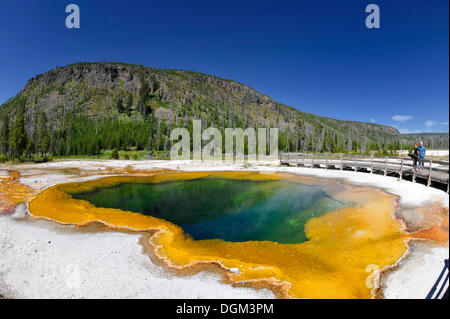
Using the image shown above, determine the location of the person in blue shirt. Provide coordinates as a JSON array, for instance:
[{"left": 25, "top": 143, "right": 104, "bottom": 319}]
[{"left": 418, "top": 141, "right": 426, "bottom": 170}]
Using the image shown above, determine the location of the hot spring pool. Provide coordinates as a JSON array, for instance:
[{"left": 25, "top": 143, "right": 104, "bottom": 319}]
[
  {"left": 29, "top": 171, "right": 409, "bottom": 298},
  {"left": 72, "top": 178, "right": 348, "bottom": 244}
]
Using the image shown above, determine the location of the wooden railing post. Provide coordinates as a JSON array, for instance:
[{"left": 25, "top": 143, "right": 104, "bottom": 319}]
[
  {"left": 427, "top": 159, "right": 433, "bottom": 187},
  {"left": 295, "top": 153, "right": 298, "bottom": 167},
  {"left": 354, "top": 155, "right": 358, "bottom": 172},
  {"left": 325, "top": 153, "right": 328, "bottom": 170},
  {"left": 384, "top": 156, "right": 388, "bottom": 176},
  {"left": 370, "top": 154, "right": 374, "bottom": 173},
  {"left": 340, "top": 154, "right": 343, "bottom": 170},
  {"left": 399, "top": 157, "right": 403, "bottom": 180},
  {"left": 311, "top": 153, "right": 314, "bottom": 168}
]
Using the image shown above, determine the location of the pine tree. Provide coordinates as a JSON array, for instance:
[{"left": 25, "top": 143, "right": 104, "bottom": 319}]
[
  {"left": 111, "top": 148, "right": 119, "bottom": 159},
  {"left": 25, "top": 140, "right": 35, "bottom": 161},
  {"left": 148, "top": 114, "right": 154, "bottom": 156},
  {"left": 0, "top": 114, "right": 10, "bottom": 156},
  {"left": 139, "top": 81, "right": 152, "bottom": 117},
  {"left": 9, "top": 109, "right": 27, "bottom": 159},
  {"left": 115, "top": 96, "right": 124, "bottom": 113},
  {"left": 37, "top": 112, "right": 50, "bottom": 156},
  {"left": 125, "top": 94, "right": 133, "bottom": 117}
]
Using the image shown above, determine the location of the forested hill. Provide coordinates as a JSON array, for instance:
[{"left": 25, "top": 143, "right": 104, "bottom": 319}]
[
  {"left": 399, "top": 133, "right": 449, "bottom": 150},
  {"left": 0, "top": 62, "right": 447, "bottom": 158}
]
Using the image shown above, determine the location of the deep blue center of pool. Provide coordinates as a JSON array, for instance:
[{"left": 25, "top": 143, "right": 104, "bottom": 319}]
[{"left": 72, "top": 178, "right": 346, "bottom": 244}]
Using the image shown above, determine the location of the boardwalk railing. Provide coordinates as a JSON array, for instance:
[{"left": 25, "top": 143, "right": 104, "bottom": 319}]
[
  {"left": 279, "top": 153, "right": 450, "bottom": 193},
  {"left": 426, "top": 259, "right": 449, "bottom": 299}
]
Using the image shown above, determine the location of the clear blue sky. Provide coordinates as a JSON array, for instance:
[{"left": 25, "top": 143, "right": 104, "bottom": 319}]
[{"left": 0, "top": 0, "right": 448, "bottom": 133}]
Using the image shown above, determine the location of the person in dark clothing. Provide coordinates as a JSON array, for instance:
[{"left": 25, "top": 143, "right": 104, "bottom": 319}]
[{"left": 412, "top": 143, "right": 419, "bottom": 172}]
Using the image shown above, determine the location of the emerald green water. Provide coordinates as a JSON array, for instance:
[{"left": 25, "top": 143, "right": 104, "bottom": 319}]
[{"left": 72, "top": 178, "right": 347, "bottom": 244}]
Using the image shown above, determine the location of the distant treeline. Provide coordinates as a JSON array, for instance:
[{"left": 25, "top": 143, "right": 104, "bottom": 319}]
[{"left": 0, "top": 107, "right": 415, "bottom": 163}]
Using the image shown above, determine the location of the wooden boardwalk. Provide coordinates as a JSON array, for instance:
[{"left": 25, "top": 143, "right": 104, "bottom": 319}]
[{"left": 280, "top": 153, "right": 450, "bottom": 193}]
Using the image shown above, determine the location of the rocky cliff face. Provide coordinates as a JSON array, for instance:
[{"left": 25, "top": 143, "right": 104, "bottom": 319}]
[
  {"left": 1, "top": 62, "right": 413, "bottom": 152},
  {"left": 20, "top": 62, "right": 280, "bottom": 115}
]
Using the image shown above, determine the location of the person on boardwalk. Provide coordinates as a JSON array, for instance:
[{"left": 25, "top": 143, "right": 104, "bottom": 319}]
[
  {"left": 418, "top": 141, "right": 426, "bottom": 171},
  {"left": 412, "top": 143, "right": 419, "bottom": 171}
]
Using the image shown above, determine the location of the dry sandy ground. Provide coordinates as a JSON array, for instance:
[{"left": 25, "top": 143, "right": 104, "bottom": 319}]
[{"left": 0, "top": 159, "right": 448, "bottom": 299}]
